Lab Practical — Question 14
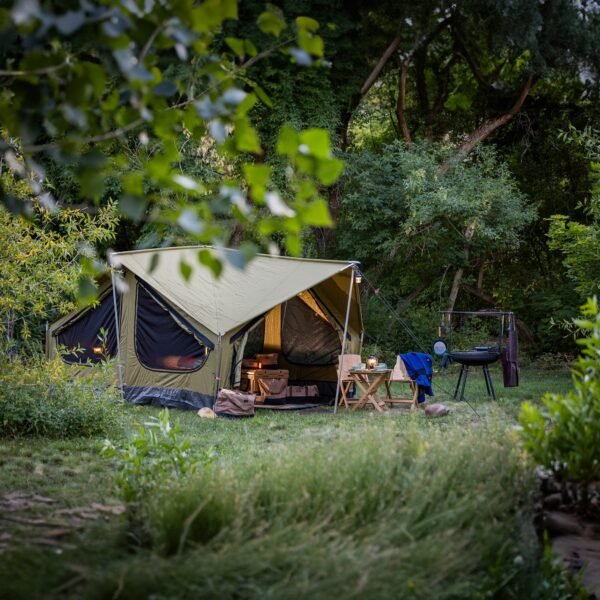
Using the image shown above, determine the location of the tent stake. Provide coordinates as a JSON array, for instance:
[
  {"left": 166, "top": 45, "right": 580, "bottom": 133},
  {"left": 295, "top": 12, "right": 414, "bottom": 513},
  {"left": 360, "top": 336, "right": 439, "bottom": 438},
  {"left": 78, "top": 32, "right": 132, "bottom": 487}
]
[
  {"left": 111, "top": 269, "right": 124, "bottom": 397},
  {"left": 334, "top": 266, "right": 356, "bottom": 414}
]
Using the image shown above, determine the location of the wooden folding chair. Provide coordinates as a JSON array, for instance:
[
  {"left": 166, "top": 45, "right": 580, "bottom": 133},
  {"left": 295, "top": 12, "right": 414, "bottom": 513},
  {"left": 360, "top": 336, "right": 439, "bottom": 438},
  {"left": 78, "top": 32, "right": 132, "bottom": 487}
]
[
  {"left": 337, "top": 354, "right": 362, "bottom": 408},
  {"left": 384, "top": 356, "right": 419, "bottom": 409}
]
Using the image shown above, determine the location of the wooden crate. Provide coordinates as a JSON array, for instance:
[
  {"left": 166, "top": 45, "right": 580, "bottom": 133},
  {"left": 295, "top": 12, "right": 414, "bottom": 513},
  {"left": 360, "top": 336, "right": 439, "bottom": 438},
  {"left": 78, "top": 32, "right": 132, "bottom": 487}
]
[{"left": 256, "top": 353, "right": 278, "bottom": 366}]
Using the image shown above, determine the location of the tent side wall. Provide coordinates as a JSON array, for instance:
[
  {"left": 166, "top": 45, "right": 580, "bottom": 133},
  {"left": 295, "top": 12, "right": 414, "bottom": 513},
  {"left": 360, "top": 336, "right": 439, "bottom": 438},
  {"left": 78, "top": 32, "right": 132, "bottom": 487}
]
[
  {"left": 46, "top": 281, "right": 119, "bottom": 380},
  {"left": 119, "top": 270, "right": 227, "bottom": 410}
]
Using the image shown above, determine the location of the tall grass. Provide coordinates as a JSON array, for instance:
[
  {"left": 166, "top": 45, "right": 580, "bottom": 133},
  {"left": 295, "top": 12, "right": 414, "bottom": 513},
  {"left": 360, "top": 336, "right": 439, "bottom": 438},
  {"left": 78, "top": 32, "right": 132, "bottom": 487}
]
[
  {"left": 0, "top": 355, "right": 120, "bottom": 438},
  {"left": 87, "top": 423, "right": 556, "bottom": 599}
]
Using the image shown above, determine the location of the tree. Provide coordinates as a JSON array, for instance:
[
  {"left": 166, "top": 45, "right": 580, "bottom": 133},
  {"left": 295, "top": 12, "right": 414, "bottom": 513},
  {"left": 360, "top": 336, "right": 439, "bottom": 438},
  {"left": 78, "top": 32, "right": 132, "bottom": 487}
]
[
  {"left": 337, "top": 141, "right": 535, "bottom": 309},
  {"left": 0, "top": 0, "right": 343, "bottom": 286},
  {"left": 0, "top": 173, "right": 118, "bottom": 351},
  {"left": 548, "top": 125, "right": 600, "bottom": 299}
]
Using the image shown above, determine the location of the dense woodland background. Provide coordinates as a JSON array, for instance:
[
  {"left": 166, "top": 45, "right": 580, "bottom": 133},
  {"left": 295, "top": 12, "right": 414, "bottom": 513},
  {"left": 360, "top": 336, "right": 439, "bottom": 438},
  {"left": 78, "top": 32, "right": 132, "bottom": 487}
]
[{"left": 1, "top": 0, "right": 599, "bottom": 357}]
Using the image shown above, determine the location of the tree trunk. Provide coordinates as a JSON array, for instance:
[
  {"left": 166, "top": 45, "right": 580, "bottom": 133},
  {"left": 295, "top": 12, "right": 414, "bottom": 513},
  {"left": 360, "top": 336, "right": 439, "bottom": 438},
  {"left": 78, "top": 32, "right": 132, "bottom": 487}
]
[
  {"left": 228, "top": 225, "right": 244, "bottom": 247},
  {"left": 476, "top": 261, "right": 485, "bottom": 290},
  {"left": 395, "top": 63, "right": 411, "bottom": 143},
  {"left": 447, "top": 221, "right": 476, "bottom": 310},
  {"left": 359, "top": 32, "right": 402, "bottom": 98}
]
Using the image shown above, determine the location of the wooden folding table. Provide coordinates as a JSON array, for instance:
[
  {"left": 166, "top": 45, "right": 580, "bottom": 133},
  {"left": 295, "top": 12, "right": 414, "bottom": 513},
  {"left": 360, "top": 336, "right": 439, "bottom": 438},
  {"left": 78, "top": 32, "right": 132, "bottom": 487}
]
[{"left": 349, "top": 369, "right": 392, "bottom": 412}]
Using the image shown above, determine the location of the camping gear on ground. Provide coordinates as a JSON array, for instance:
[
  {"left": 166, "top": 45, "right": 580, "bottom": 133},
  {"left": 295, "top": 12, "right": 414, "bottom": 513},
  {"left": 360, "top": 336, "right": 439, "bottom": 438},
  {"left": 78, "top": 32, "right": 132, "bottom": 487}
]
[
  {"left": 384, "top": 356, "right": 419, "bottom": 409},
  {"left": 438, "top": 310, "right": 519, "bottom": 402},
  {"left": 399, "top": 353, "right": 434, "bottom": 403},
  {"left": 241, "top": 368, "right": 289, "bottom": 402},
  {"left": 214, "top": 388, "right": 256, "bottom": 417},
  {"left": 47, "top": 247, "right": 363, "bottom": 410},
  {"left": 287, "top": 384, "right": 319, "bottom": 398},
  {"left": 256, "top": 375, "right": 288, "bottom": 401},
  {"left": 255, "top": 353, "right": 278, "bottom": 366}
]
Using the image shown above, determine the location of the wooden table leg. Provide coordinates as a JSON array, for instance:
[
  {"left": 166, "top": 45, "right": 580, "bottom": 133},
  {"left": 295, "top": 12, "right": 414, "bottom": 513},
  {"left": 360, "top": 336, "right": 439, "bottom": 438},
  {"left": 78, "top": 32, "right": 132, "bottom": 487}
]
[{"left": 352, "top": 373, "right": 389, "bottom": 411}]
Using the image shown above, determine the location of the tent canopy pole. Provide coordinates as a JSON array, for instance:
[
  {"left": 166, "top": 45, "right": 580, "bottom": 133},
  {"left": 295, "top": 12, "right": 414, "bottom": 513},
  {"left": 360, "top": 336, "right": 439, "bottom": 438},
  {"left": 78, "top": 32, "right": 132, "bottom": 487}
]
[
  {"left": 111, "top": 269, "right": 124, "bottom": 396},
  {"left": 334, "top": 266, "right": 357, "bottom": 414}
]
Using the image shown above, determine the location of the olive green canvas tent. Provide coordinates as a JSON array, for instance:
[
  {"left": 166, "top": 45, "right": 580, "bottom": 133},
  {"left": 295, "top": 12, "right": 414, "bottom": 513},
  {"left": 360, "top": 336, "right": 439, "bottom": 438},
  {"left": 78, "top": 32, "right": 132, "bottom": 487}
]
[{"left": 47, "top": 247, "right": 363, "bottom": 409}]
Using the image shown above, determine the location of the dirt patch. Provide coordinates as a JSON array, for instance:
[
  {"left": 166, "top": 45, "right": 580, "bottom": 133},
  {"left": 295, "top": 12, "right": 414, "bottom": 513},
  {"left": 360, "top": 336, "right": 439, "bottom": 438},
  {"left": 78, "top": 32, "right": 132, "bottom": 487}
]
[
  {"left": 0, "top": 491, "right": 125, "bottom": 555},
  {"left": 538, "top": 477, "right": 600, "bottom": 597}
]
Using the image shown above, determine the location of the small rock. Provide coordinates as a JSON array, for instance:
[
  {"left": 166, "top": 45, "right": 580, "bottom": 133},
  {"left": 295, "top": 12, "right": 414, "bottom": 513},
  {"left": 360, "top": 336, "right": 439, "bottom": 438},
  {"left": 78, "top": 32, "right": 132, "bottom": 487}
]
[
  {"left": 424, "top": 403, "right": 450, "bottom": 418},
  {"left": 197, "top": 407, "right": 216, "bottom": 419},
  {"left": 543, "top": 493, "right": 563, "bottom": 511},
  {"left": 544, "top": 511, "right": 584, "bottom": 537}
]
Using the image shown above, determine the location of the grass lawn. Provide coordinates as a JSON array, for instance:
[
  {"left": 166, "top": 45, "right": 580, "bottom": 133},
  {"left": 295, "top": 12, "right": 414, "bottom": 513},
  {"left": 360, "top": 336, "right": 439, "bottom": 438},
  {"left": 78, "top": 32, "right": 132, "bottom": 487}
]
[{"left": 0, "top": 366, "right": 576, "bottom": 599}]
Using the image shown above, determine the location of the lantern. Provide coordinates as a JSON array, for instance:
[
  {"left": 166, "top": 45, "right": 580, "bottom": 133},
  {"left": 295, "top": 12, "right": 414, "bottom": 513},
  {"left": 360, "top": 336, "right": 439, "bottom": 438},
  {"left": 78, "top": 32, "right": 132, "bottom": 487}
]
[{"left": 366, "top": 354, "right": 378, "bottom": 369}]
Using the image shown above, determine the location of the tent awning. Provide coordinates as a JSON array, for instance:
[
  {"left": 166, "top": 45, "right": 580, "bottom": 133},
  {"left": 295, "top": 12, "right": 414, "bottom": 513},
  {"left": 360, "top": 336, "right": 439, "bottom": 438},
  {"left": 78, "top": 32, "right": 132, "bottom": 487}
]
[{"left": 114, "top": 247, "right": 360, "bottom": 335}]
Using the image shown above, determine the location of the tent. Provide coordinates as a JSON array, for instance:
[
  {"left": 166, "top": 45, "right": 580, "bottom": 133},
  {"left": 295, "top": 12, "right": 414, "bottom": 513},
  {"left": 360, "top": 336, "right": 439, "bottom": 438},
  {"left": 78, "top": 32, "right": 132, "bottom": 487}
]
[{"left": 47, "top": 247, "right": 363, "bottom": 410}]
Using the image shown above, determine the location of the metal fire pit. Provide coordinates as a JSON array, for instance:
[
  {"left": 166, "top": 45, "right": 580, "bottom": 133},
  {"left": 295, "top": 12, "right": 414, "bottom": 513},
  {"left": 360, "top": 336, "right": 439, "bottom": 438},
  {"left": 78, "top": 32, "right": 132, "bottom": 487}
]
[{"left": 450, "top": 347, "right": 501, "bottom": 401}]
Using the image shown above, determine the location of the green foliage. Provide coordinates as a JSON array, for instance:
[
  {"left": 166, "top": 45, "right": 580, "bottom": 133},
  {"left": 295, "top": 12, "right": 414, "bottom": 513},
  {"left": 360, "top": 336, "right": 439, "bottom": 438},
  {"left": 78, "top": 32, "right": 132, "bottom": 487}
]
[
  {"left": 548, "top": 211, "right": 600, "bottom": 298},
  {"left": 548, "top": 126, "right": 600, "bottom": 299},
  {"left": 84, "top": 423, "right": 577, "bottom": 598},
  {"left": 0, "top": 0, "right": 342, "bottom": 279},
  {"left": 0, "top": 355, "right": 119, "bottom": 438},
  {"left": 0, "top": 183, "right": 118, "bottom": 347},
  {"left": 101, "top": 409, "right": 215, "bottom": 505},
  {"left": 338, "top": 142, "right": 535, "bottom": 309},
  {"left": 519, "top": 298, "right": 600, "bottom": 499}
]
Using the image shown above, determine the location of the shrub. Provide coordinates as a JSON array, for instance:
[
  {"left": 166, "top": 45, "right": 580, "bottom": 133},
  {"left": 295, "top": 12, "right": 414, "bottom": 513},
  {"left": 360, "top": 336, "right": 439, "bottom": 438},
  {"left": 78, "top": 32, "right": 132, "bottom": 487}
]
[
  {"left": 519, "top": 297, "right": 600, "bottom": 505},
  {"left": 101, "top": 409, "right": 216, "bottom": 505},
  {"left": 0, "top": 354, "right": 120, "bottom": 438}
]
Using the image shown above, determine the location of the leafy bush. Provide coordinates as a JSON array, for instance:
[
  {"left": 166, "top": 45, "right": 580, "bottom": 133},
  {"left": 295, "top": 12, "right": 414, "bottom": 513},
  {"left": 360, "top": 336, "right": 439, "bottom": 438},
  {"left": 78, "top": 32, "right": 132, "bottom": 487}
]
[
  {"left": 520, "top": 297, "right": 600, "bottom": 505},
  {"left": 0, "top": 355, "right": 119, "bottom": 438},
  {"left": 101, "top": 409, "right": 215, "bottom": 505}
]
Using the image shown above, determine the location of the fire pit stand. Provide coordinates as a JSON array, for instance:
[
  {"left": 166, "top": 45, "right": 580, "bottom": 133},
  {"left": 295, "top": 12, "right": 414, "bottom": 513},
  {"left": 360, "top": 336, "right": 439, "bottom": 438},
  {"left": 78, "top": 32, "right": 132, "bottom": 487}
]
[
  {"left": 450, "top": 349, "right": 501, "bottom": 401},
  {"left": 439, "top": 310, "right": 516, "bottom": 402}
]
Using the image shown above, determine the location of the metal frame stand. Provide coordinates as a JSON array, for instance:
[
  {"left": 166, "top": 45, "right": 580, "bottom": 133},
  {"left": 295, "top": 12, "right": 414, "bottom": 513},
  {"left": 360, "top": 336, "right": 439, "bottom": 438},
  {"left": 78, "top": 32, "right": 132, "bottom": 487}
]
[{"left": 453, "top": 364, "right": 496, "bottom": 401}]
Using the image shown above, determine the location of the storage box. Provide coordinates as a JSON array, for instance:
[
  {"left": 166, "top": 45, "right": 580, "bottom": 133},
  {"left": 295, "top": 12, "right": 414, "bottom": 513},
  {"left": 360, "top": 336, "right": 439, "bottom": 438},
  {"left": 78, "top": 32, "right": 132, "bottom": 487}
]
[{"left": 255, "top": 353, "right": 278, "bottom": 366}]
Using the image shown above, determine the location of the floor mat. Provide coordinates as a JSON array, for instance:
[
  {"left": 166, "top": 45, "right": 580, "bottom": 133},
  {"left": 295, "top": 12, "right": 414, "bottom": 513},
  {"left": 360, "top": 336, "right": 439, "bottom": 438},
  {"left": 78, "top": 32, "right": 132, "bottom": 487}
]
[{"left": 255, "top": 403, "right": 323, "bottom": 411}]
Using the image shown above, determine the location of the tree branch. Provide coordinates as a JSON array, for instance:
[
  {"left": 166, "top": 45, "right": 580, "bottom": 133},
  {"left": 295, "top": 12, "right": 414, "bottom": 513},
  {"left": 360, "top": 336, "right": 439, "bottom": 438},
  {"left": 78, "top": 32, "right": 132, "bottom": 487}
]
[
  {"left": 451, "top": 25, "right": 490, "bottom": 88},
  {"left": 389, "top": 16, "right": 454, "bottom": 141},
  {"left": 359, "top": 32, "right": 402, "bottom": 97},
  {"left": 442, "top": 75, "right": 534, "bottom": 173},
  {"left": 21, "top": 119, "right": 145, "bottom": 153},
  {"left": 0, "top": 60, "right": 70, "bottom": 77},
  {"left": 398, "top": 275, "right": 437, "bottom": 310}
]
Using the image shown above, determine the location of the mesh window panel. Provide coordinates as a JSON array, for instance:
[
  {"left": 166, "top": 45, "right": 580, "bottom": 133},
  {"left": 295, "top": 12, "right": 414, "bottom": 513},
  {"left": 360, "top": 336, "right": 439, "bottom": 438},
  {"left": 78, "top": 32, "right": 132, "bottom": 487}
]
[
  {"left": 281, "top": 296, "right": 340, "bottom": 366},
  {"left": 57, "top": 293, "right": 117, "bottom": 364},
  {"left": 244, "top": 319, "right": 265, "bottom": 357},
  {"left": 135, "top": 284, "right": 208, "bottom": 371}
]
